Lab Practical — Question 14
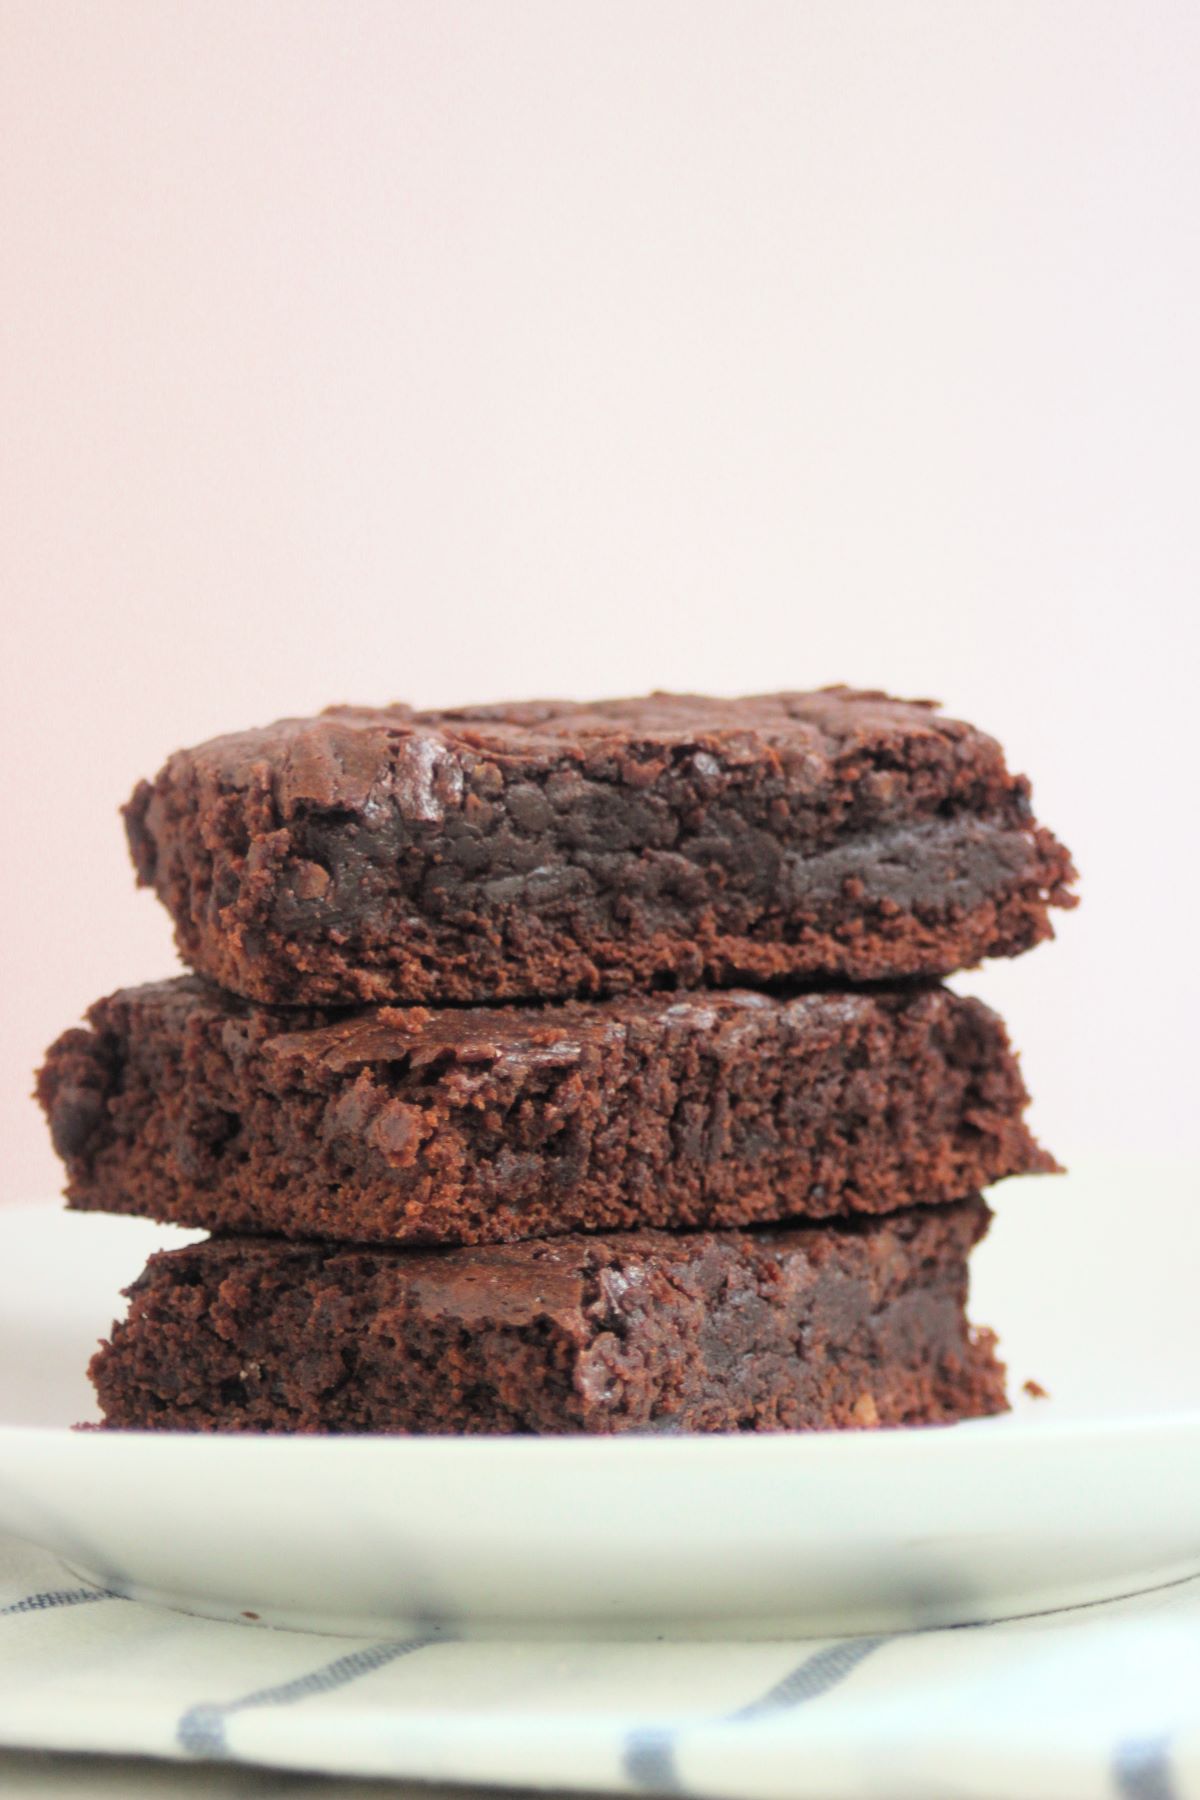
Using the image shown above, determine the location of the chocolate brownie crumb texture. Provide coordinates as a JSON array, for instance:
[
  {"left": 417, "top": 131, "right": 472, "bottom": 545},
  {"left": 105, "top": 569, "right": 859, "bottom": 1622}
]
[
  {"left": 39, "top": 977, "right": 1054, "bottom": 1245},
  {"left": 90, "top": 1202, "right": 1007, "bottom": 1435},
  {"left": 124, "top": 690, "right": 1077, "bottom": 1005}
]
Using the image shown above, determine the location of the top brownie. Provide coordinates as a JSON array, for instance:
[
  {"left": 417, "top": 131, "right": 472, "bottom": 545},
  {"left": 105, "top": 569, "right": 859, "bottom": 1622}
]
[{"left": 125, "top": 689, "right": 1077, "bottom": 1005}]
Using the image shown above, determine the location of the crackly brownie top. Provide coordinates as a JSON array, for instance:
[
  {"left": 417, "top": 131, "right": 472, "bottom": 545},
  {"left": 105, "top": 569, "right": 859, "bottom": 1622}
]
[
  {"left": 160, "top": 687, "right": 1012, "bottom": 816},
  {"left": 134, "top": 1204, "right": 983, "bottom": 1333},
  {"left": 91, "top": 972, "right": 931, "bottom": 1077}
]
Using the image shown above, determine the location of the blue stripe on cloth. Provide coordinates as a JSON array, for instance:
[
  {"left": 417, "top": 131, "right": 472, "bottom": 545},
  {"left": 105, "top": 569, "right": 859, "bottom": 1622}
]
[
  {"left": 1113, "top": 1734, "right": 1179, "bottom": 1800},
  {"left": 177, "top": 1636, "right": 435, "bottom": 1759},
  {"left": 623, "top": 1635, "right": 885, "bottom": 1793},
  {"left": 0, "top": 1588, "right": 114, "bottom": 1617},
  {"left": 727, "top": 1637, "right": 886, "bottom": 1721},
  {"left": 623, "top": 1727, "right": 680, "bottom": 1793}
]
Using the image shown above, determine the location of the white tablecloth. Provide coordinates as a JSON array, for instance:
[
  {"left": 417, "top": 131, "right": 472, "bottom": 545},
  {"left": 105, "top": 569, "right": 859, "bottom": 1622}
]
[{"left": 1, "top": 1533, "right": 1197, "bottom": 1799}]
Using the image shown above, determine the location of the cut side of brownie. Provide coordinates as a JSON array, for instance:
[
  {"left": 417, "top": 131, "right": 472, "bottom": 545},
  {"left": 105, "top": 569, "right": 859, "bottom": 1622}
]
[
  {"left": 90, "top": 1201, "right": 1006, "bottom": 1435},
  {"left": 123, "top": 689, "right": 1077, "bottom": 1005},
  {"left": 39, "top": 977, "right": 1054, "bottom": 1246}
]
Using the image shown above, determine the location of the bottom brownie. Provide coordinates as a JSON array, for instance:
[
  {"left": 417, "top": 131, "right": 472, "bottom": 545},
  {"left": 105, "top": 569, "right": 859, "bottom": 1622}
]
[{"left": 90, "top": 1201, "right": 1006, "bottom": 1435}]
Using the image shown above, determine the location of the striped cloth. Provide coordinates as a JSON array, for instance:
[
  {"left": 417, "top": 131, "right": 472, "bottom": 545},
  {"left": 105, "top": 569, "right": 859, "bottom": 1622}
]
[{"left": 1, "top": 1533, "right": 1198, "bottom": 1799}]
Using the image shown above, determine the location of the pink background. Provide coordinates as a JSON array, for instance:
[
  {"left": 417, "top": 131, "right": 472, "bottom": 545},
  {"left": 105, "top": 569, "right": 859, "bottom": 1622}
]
[{"left": 3, "top": 1, "right": 1198, "bottom": 1202}]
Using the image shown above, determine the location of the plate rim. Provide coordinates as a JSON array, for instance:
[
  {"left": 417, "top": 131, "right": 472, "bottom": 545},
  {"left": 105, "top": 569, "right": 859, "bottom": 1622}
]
[{"left": 3, "top": 1406, "right": 1200, "bottom": 1459}]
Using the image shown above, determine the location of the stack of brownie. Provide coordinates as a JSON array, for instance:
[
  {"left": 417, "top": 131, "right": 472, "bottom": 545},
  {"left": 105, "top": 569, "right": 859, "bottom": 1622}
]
[{"left": 37, "top": 690, "right": 1075, "bottom": 1435}]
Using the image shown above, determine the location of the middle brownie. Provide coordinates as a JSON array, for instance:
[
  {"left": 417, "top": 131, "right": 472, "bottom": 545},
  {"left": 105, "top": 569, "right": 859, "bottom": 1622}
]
[{"left": 39, "top": 977, "right": 1053, "bottom": 1247}]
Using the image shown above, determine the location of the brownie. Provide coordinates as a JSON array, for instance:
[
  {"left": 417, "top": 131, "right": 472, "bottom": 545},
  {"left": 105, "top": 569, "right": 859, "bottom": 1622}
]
[
  {"left": 39, "top": 977, "right": 1053, "bottom": 1246},
  {"left": 123, "top": 690, "right": 1076, "bottom": 1005},
  {"left": 89, "top": 1201, "right": 1005, "bottom": 1434}
]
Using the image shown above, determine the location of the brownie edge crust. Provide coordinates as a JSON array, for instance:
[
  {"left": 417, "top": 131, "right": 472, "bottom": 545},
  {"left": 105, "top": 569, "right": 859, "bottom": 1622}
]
[
  {"left": 90, "top": 1202, "right": 1007, "bottom": 1435},
  {"left": 124, "top": 689, "right": 1077, "bottom": 1005}
]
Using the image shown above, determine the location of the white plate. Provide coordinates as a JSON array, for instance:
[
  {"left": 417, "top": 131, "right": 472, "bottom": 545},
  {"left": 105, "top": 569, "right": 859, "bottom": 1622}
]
[{"left": 1, "top": 1162, "right": 1198, "bottom": 1640}]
